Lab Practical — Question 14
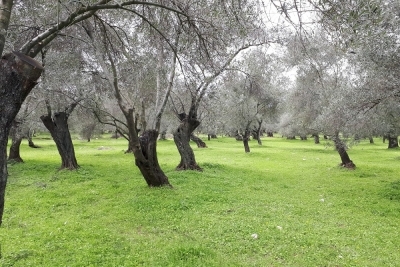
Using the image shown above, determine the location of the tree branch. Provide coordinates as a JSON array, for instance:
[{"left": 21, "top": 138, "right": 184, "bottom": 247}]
[{"left": 20, "top": 0, "right": 187, "bottom": 57}]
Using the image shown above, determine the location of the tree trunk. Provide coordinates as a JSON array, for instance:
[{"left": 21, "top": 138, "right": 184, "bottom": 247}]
[
  {"left": 208, "top": 133, "right": 217, "bottom": 140},
  {"left": 0, "top": 52, "right": 43, "bottom": 225},
  {"left": 28, "top": 131, "right": 40, "bottom": 148},
  {"left": 312, "top": 134, "right": 320, "bottom": 144},
  {"left": 243, "top": 129, "right": 251, "bottom": 153},
  {"left": 190, "top": 133, "right": 207, "bottom": 148},
  {"left": 388, "top": 136, "right": 398, "bottom": 149},
  {"left": 333, "top": 133, "right": 355, "bottom": 169},
  {"left": 135, "top": 130, "right": 171, "bottom": 187},
  {"left": 173, "top": 113, "right": 202, "bottom": 171},
  {"left": 0, "top": 127, "right": 9, "bottom": 226},
  {"left": 369, "top": 137, "right": 374, "bottom": 144},
  {"left": 40, "top": 112, "right": 79, "bottom": 170},
  {"left": 8, "top": 135, "right": 23, "bottom": 163},
  {"left": 254, "top": 121, "right": 263, "bottom": 145},
  {"left": 8, "top": 120, "right": 24, "bottom": 163},
  {"left": 125, "top": 138, "right": 135, "bottom": 154},
  {"left": 159, "top": 130, "right": 167, "bottom": 140}
]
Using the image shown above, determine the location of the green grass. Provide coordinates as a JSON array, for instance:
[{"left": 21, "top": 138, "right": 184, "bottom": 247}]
[{"left": 1, "top": 135, "right": 400, "bottom": 266}]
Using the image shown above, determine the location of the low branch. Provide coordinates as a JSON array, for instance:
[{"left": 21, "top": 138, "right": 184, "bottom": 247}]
[{"left": 20, "top": 0, "right": 187, "bottom": 57}]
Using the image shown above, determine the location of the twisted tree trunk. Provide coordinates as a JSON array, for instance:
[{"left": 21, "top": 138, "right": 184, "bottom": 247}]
[
  {"left": 41, "top": 112, "right": 79, "bottom": 170},
  {"left": 333, "top": 133, "right": 355, "bottom": 169},
  {"left": 0, "top": 52, "right": 43, "bottom": 225},
  {"left": 190, "top": 133, "right": 207, "bottom": 148},
  {"left": 135, "top": 130, "right": 171, "bottom": 187},
  {"left": 8, "top": 120, "right": 24, "bottom": 163},
  {"left": 174, "top": 113, "right": 202, "bottom": 171}
]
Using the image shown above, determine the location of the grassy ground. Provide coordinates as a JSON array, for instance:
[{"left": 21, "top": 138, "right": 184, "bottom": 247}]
[{"left": 1, "top": 135, "right": 400, "bottom": 266}]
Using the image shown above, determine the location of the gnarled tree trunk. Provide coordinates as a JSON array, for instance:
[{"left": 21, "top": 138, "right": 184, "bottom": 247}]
[
  {"left": 0, "top": 52, "right": 43, "bottom": 225},
  {"left": 41, "top": 112, "right": 79, "bottom": 170},
  {"left": 190, "top": 133, "right": 207, "bottom": 148},
  {"left": 135, "top": 130, "right": 171, "bottom": 187},
  {"left": 333, "top": 133, "right": 355, "bottom": 169},
  {"left": 8, "top": 120, "right": 24, "bottom": 163},
  {"left": 173, "top": 112, "right": 202, "bottom": 171}
]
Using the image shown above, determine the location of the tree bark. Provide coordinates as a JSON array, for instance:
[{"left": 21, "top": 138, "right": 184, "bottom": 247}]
[
  {"left": 255, "top": 120, "right": 263, "bottom": 145},
  {"left": 0, "top": 52, "right": 43, "bottom": 225},
  {"left": 8, "top": 120, "right": 24, "bottom": 163},
  {"left": 0, "top": 0, "right": 13, "bottom": 57},
  {"left": 8, "top": 137, "right": 23, "bottom": 163},
  {"left": 333, "top": 133, "right": 355, "bottom": 169},
  {"left": 135, "top": 130, "right": 171, "bottom": 187},
  {"left": 388, "top": 136, "right": 398, "bottom": 148},
  {"left": 40, "top": 112, "right": 79, "bottom": 170},
  {"left": 173, "top": 113, "right": 202, "bottom": 171},
  {"left": 28, "top": 129, "right": 40, "bottom": 148},
  {"left": 190, "top": 133, "right": 207, "bottom": 148},
  {"left": 312, "top": 134, "right": 320, "bottom": 144},
  {"left": 243, "top": 129, "right": 251, "bottom": 153},
  {"left": 369, "top": 136, "right": 374, "bottom": 144}
]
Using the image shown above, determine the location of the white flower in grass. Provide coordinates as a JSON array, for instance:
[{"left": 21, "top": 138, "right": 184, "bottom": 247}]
[
  {"left": 251, "top": 233, "right": 258, "bottom": 239},
  {"left": 276, "top": 226, "right": 283, "bottom": 231}
]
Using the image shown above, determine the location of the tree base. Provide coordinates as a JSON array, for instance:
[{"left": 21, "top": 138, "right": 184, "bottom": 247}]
[
  {"left": 339, "top": 161, "right": 356, "bottom": 169},
  {"left": 28, "top": 140, "right": 41, "bottom": 148},
  {"left": 176, "top": 164, "right": 203, "bottom": 171}
]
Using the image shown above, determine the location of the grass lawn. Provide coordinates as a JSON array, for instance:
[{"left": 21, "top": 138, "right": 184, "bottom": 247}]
[{"left": 1, "top": 135, "right": 400, "bottom": 266}]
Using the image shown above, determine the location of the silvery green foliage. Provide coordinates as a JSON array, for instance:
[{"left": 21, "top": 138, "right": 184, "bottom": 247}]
[
  {"left": 219, "top": 47, "right": 283, "bottom": 135},
  {"left": 279, "top": 0, "right": 400, "bottom": 139},
  {"left": 281, "top": 29, "right": 354, "bottom": 137}
]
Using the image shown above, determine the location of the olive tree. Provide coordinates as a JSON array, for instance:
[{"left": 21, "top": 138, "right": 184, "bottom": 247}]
[{"left": 0, "top": 0, "right": 235, "bottom": 225}]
